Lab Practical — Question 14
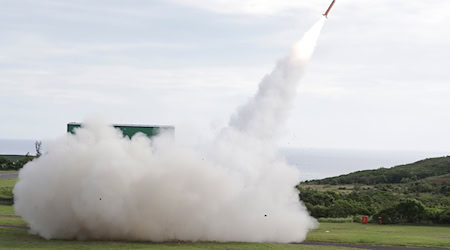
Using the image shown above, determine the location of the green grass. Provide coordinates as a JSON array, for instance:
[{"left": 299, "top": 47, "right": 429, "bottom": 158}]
[
  {"left": 0, "top": 205, "right": 25, "bottom": 227},
  {"left": 306, "top": 222, "right": 450, "bottom": 248},
  {"left": 0, "top": 178, "right": 17, "bottom": 200},
  {"left": 0, "top": 216, "right": 26, "bottom": 226},
  {"left": 0, "top": 202, "right": 448, "bottom": 250},
  {"left": 0, "top": 204, "right": 16, "bottom": 216},
  {"left": 0, "top": 170, "right": 18, "bottom": 173},
  {"left": 0, "top": 205, "right": 355, "bottom": 250},
  {"left": 0, "top": 227, "right": 352, "bottom": 250},
  {"left": 0, "top": 229, "right": 354, "bottom": 250},
  {"left": 317, "top": 218, "right": 353, "bottom": 223},
  {"left": 0, "top": 178, "right": 18, "bottom": 188}
]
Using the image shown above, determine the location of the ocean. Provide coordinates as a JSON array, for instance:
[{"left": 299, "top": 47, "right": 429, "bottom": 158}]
[{"left": 0, "top": 139, "right": 447, "bottom": 181}]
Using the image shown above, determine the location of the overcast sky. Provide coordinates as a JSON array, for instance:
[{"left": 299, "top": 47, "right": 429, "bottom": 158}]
[{"left": 1, "top": 0, "right": 450, "bottom": 152}]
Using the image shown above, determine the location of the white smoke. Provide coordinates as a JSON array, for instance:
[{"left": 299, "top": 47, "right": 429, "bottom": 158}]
[
  {"left": 230, "top": 17, "right": 326, "bottom": 139},
  {"left": 13, "top": 18, "right": 326, "bottom": 243}
]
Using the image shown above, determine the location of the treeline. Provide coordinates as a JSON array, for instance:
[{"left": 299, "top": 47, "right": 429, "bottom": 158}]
[
  {"left": 0, "top": 155, "right": 34, "bottom": 170},
  {"left": 299, "top": 178, "right": 450, "bottom": 224},
  {"left": 0, "top": 141, "right": 41, "bottom": 171},
  {"left": 299, "top": 155, "right": 450, "bottom": 224},
  {"left": 304, "top": 156, "right": 450, "bottom": 185}
]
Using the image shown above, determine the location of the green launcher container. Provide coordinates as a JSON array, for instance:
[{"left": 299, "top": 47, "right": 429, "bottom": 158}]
[{"left": 67, "top": 123, "right": 174, "bottom": 139}]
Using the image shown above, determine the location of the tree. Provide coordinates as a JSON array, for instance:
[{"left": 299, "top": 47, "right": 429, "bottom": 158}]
[
  {"left": 374, "top": 207, "right": 400, "bottom": 224},
  {"left": 396, "top": 199, "right": 425, "bottom": 223},
  {"left": 35, "top": 141, "right": 42, "bottom": 157},
  {"left": 439, "top": 208, "right": 450, "bottom": 224},
  {"left": 375, "top": 199, "right": 426, "bottom": 224},
  {"left": 0, "top": 157, "right": 9, "bottom": 170},
  {"left": 329, "top": 200, "right": 356, "bottom": 218}
]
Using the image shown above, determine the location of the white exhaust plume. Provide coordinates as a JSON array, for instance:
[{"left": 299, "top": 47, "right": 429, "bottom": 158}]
[
  {"left": 230, "top": 17, "right": 326, "bottom": 139},
  {"left": 14, "top": 18, "right": 326, "bottom": 243}
]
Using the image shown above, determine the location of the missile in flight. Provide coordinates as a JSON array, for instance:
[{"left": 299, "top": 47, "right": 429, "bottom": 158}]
[{"left": 323, "top": 0, "right": 336, "bottom": 18}]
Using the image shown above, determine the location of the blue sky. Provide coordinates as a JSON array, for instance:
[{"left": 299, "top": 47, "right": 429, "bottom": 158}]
[{"left": 1, "top": 0, "right": 450, "bottom": 151}]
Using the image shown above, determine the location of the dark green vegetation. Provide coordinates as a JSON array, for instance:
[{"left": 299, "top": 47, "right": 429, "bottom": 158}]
[
  {"left": 299, "top": 156, "right": 450, "bottom": 224},
  {"left": 306, "top": 156, "right": 450, "bottom": 185},
  {"left": 0, "top": 155, "right": 33, "bottom": 171},
  {"left": 0, "top": 155, "right": 29, "bottom": 162}
]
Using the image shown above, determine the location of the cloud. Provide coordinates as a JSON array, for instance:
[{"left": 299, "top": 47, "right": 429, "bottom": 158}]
[
  {"left": 167, "top": 0, "right": 450, "bottom": 25},
  {"left": 1, "top": 0, "right": 450, "bottom": 151},
  {"left": 166, "top": 0, "right": 329, "bottom": 15},
  {"left": 0, "top": 35, "right": 187, "bottom": 64}
]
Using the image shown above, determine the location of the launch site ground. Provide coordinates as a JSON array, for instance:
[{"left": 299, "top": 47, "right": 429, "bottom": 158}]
[{"left": 1, "top": 172, "right": 449, "bottom": 250}]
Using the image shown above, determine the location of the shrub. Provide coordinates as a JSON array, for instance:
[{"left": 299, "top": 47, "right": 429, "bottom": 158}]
[
  {"left": 374, "top": 207, "right": 400, "bottom": 224},
  {"left": 396, "top": 199, "right": 425, "bottom": 223},
  {"left": 318, "top": 217, "right": 353, "bottom": 223},
  {"left": 374, "top": 199, "right": 426, "bottom": 224},
  {"left": 0, "top": 155, "right": 33, "bottom": 170},
  {"left": 439, "top": 208, "right": 450, "bottom": 224},
  {"left": 308, "top": 204, "right": 329, "bottom": 218},
  {"left": 424, "top": 207, "right": 444, "bottom": 223},
  {"left": 352, "top": 215, "right": 371, "bottom": 223}
]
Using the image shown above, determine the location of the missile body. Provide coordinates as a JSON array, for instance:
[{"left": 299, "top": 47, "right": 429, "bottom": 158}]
[{"left": 323, "top": 0, "right": 336, "bottom": 18}]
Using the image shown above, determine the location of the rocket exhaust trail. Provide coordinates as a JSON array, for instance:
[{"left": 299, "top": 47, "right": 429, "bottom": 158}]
[
  {"left": 13, "top": 18, "right": 327, "bottom": 243},
  {"left": 230, "top": 17, "right": 326, "bottom": 140}
]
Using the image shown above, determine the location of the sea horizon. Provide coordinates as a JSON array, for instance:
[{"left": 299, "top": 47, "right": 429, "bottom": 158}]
[{"left": 1, "top": 139, "right": 447, "bottom": 181}]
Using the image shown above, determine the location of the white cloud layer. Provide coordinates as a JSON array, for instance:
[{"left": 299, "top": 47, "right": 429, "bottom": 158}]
[
  {"left": 1, "top": 0, "right": 450, "bottom": 151},
  {"left": 168, "top": 0, "right": 325, "bottom": 15}
]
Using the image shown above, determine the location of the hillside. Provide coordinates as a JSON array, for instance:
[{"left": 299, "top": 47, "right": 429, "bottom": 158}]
[
  {"left": 303, "top": 156, "right": 450, "bottom": 185},
  {"left": 298, "top": 156, "right": 450, "bottom": 224}
]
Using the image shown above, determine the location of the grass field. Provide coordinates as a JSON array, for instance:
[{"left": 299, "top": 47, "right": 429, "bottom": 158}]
[
  {"left": 0, "top": 204, "right": 352, "bottom": 250},
  {"left": 1, "top": 177, "right": 449, "bottom": 249},
  {"left": 0, "top": 170, "right": 19, "bottom": 173},
  {"left": 307, "top": 221, "right": 450, "bottom": 248},
  {"left": 0, "top": 228, "right": 354, "bottom": 250},
  {"left": 0, "top": 178, "right": 17, "bottom": 188},
  {"left": 0, "top": 176, "right": 17, "bottom": 201},
  {"left": 1, "top": 203, "right": 449, "bottom": 249},
  {"left": 0, "top": 204, "right": 354, "bottom": 250},
  {"left": 0, "top": 204, "right": 16, "bottom": 216}
]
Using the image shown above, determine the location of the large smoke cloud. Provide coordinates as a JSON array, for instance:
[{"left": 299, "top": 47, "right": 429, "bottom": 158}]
[{"left": 13, "top": 18, "right": 325, "bottom": 243}]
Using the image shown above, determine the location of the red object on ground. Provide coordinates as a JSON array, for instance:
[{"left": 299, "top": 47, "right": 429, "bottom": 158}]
[
  {"left": 378, "top": 217, "right": 382, "bottom": 225},
  {"left": 362, "top": 216, "right": 368, "bottom": 224}
]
